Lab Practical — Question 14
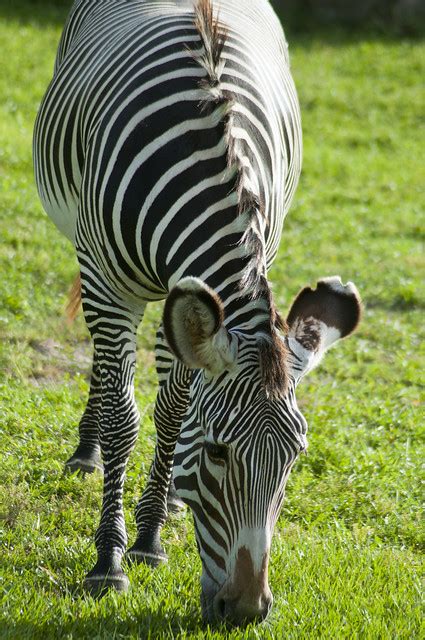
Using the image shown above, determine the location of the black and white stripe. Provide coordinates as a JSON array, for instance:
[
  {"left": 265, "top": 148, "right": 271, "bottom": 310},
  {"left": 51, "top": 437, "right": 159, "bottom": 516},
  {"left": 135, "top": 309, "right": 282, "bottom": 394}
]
[{"left": 34, "top": 0, "right": 360, "bottom": 625}]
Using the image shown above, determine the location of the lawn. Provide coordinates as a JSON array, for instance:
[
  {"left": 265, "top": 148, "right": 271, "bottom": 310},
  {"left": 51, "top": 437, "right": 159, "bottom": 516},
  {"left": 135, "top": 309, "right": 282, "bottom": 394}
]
[{"left": 0, "top": 1, "right": 424, "bottom": 638}]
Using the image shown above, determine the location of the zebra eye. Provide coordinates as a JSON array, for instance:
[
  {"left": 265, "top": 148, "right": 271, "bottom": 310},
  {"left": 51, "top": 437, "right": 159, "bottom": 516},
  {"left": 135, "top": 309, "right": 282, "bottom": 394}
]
[{"left": 204, "top": 441, "right": 228, "bottom": 464}]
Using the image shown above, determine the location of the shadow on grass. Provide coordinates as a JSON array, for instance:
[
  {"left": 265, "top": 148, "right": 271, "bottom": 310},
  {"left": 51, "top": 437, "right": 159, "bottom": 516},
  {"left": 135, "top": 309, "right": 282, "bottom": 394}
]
[{"left": 1, "top": 0, "right": 423, "bottom": 44}]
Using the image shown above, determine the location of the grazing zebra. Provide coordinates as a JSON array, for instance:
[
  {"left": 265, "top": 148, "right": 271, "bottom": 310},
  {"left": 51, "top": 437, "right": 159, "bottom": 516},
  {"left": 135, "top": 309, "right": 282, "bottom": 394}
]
[{"left": 33, "top": 0, "right": 361, "bottom": 626}]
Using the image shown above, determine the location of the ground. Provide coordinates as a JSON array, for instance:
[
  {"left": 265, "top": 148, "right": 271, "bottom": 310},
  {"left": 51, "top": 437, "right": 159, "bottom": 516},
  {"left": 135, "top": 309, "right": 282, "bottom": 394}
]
[{"left": 0, "top": 1, "right": 424, "bottom": 638}]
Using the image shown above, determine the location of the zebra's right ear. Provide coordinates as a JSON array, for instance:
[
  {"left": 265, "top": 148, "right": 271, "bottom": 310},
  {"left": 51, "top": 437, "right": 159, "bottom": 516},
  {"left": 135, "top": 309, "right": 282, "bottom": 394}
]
[{"left": 163, "top": 277, "right": 238, "bottom": 374}]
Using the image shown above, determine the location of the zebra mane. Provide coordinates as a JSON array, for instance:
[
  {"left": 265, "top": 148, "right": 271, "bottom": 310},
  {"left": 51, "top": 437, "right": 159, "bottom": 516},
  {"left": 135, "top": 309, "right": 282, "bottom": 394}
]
[
  {"left": 193, "top": 0, "right": 289, "bottom": 399},
  {"left": 194, "top": 0, "right": 227, "bottom": 89}
]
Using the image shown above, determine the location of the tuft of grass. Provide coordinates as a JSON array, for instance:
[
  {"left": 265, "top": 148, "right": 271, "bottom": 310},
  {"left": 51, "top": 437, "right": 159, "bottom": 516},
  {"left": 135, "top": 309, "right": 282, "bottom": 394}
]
[{"left": 1, "top": 2, "right": 424, "bottom": 638}]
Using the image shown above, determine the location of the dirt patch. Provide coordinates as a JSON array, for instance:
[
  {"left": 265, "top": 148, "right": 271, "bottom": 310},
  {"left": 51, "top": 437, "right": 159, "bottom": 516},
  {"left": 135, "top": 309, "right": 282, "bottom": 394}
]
[{"left": 28, "top": 338, "right": 92, "bottom": 386}]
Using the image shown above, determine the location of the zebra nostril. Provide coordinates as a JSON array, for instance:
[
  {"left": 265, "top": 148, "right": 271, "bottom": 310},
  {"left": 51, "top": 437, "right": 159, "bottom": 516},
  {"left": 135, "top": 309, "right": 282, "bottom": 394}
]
[
  {"left": 214, "top": 590, "right": 273, "bottom": 625},
  {"left": 260, "top": 592, "right": 273, "bottom": 620},
  {"left": 215, "top": 595, "right": 227, "bottom": 619}
]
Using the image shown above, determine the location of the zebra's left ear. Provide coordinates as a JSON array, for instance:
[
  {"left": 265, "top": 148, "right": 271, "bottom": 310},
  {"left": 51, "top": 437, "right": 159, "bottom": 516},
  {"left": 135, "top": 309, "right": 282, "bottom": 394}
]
[
  {"left": 163, "top": 277, "right": 238, "bottom": 374},
  {"left": 285, "top": 276, "right": 362, "bottom": 381}
]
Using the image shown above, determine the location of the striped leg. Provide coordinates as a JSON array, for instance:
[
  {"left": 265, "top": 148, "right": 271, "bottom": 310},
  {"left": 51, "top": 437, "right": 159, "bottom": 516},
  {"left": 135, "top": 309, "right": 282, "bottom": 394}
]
[
  {"left": 81, "top": 280, "right": 144, "bottom": 594},
  {"left": 65, "top": 351, "right": 102, "bottom": 474},
  {"left": 127, "top": 326, "right": 191, "bottom": 566},
  {"left": 155, "top": 326, "right": 188, "bottom": 513}
]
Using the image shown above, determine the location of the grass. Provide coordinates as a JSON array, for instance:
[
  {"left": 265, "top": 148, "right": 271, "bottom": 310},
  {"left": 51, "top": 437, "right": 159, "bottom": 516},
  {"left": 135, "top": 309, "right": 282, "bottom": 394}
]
[{"left": 0, "top": 2, "right": 424, "bottom": 638}]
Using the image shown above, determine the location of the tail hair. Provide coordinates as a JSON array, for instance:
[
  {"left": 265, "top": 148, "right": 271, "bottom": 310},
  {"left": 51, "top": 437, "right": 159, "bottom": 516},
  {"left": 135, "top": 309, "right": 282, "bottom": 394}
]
[{"left": 66, "top": 272, "right": 81, "bottom": 323}]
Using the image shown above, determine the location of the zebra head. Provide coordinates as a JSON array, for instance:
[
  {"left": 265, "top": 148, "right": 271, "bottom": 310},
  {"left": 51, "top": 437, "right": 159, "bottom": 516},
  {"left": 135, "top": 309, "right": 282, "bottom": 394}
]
[{"left": 164, "top": 276, "right": 361, "bottom": 625}]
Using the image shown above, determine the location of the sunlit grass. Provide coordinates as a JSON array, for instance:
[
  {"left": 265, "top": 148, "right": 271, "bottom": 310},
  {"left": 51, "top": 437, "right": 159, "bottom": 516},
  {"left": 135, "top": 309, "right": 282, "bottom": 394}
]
[{"left": 0, "top": 2, "right": 424, "bottom": 638}]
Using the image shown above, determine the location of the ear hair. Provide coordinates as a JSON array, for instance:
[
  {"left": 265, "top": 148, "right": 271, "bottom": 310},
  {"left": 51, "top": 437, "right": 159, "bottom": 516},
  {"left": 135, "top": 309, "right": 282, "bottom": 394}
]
[
  {"left": 163, "top": 277, "right": 236, "bottom": 373},
  {"left": 287, "top": 277, "right": 362, "bottom": 351}
]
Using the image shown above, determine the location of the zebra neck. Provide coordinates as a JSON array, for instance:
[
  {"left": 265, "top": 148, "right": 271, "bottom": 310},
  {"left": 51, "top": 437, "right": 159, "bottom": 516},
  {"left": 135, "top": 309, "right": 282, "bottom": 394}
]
[
  {"left": 202, "top": 272, "right": 277, "bottom": 338},
  {"left": 227, "top": 295, "right": 274, "bottom": 338}
]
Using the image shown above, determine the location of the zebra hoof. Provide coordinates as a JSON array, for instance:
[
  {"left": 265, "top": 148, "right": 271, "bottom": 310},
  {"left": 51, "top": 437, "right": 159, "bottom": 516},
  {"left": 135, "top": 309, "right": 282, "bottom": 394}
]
[
  {"left": 126, "top": 542, "right": 168, "bottom": 568},
  {"left": 167, "top": 483, "right": 186, "bottom": 514},
  {"left": 65, "top": 446, "right": 103, "bottom": 475},
  {"left": 83, "top": 571, "right": 130, "bottom": 597},
  {"left": 83, "top": 557, "right": 129, "bottom": 597},
  {"left": 167, "top": 493, "right": 186, "bottom": 515}
]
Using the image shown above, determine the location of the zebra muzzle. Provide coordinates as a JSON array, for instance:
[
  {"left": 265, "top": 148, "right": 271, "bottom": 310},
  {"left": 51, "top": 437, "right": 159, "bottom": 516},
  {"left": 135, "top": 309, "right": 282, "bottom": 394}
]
[{"left": 208, "top": 547, "right": 273, "bottom": 625}]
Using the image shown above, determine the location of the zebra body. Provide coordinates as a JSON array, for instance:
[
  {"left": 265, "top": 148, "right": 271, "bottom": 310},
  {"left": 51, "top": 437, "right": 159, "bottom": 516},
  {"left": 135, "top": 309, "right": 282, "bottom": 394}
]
[
  {"left": 34, "top": 0, "right": 361, "bottom": 625},
  {"left": 34, "top": 0, "right": 301, "bottom": 300}
]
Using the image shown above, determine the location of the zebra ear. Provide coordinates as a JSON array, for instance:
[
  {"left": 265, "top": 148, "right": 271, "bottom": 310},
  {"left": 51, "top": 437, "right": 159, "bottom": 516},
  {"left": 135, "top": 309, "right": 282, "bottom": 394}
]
[
  {"left": 285, "top": 276, "right": 362, "bottom": 381},
  {"left": 163, "top": 277, "right": 238, "bottom": 374}
]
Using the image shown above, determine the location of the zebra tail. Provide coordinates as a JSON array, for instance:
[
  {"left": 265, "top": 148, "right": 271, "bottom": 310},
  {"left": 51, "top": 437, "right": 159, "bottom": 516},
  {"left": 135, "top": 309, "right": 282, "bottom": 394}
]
[{"left": 66, "top": 272, "right": 81, "bottom": 323}]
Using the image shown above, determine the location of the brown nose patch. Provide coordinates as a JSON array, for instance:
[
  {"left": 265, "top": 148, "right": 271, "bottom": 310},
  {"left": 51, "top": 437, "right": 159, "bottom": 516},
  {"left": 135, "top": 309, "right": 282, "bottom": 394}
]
[{"left": 227, "top": 546, "right": 269, "bottom": 601}]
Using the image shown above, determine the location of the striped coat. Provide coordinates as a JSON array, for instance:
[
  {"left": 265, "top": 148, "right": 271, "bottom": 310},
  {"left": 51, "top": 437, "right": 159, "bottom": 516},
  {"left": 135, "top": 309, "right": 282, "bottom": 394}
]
[{"left": 33, "top": 0, "right": 360, "bottom": 625}]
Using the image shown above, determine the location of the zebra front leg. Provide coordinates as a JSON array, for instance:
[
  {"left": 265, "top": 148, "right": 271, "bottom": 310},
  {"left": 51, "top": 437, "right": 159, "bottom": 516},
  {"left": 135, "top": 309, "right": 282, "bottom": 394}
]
[
  {"left": 127, "top": 360, "right": 191, "bottom": 566},
  {"left": 152, "top": 325, "right": 187, "bottom": 514},
  {"left": 82, "top": 299, "right": 143, "bottom": 595},
  {"left": 65, "top": 351, "right": 102, "bottom": 474}
]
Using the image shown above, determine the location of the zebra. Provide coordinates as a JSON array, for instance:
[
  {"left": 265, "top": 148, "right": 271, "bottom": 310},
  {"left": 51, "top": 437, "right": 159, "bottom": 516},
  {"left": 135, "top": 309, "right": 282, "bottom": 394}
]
[{"left": 33, "top": 0, "right": 361, "bottom": 626}]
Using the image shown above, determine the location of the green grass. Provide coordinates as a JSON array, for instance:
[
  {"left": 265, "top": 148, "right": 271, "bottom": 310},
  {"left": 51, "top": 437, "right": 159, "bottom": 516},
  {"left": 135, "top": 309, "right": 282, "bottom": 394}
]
[{"left": 1, "top": 2, "right": 424, "bottom": 638}]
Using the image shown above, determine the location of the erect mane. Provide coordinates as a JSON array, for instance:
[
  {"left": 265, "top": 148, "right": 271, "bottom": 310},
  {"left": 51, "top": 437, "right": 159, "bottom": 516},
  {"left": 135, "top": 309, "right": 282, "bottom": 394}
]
[
  {"left": 194, "top": 0, "right": 227, "bottom": 88},
  {"left": 192, "top": 0, "right": 289, "bottom": 399}
]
